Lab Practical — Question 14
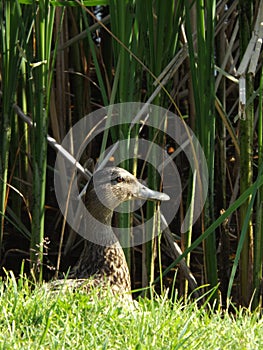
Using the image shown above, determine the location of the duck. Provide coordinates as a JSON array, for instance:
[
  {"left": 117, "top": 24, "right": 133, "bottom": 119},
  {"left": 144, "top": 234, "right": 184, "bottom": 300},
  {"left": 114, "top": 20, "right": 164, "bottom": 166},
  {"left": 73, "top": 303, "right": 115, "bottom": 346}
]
[{"left": 58, "top": 167, "right": 170, "bottom": 300}]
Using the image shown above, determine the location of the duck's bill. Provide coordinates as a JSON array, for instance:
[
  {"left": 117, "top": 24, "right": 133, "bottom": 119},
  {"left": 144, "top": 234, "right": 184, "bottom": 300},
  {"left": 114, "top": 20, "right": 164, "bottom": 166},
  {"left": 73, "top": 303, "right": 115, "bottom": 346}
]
[{"left": 134, "top": 183, "right": 170, "bottom": 201}]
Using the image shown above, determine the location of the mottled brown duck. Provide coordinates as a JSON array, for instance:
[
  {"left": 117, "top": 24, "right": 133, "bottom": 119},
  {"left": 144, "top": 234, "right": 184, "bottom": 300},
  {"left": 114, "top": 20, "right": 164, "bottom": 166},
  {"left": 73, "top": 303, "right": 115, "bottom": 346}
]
[{"left": 58, "top": 167, "right": 169, "bottom": 300}]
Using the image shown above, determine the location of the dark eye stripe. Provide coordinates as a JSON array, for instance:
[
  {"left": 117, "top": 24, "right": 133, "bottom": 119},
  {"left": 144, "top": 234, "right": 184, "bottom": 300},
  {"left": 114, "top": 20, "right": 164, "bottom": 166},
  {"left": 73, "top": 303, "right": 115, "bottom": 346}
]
[{"left": 110, "top": 176, "right": 125, "bottom": 184}]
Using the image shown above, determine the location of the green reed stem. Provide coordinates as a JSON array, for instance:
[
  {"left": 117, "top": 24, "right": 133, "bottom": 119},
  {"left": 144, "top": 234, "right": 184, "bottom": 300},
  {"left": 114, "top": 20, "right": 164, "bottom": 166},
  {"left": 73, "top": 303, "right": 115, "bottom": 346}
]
[
  {"left": 0, "top": 0, "right": 25, "bottom": 257},
  {"left": 239, "top": 0, "right": 254, "bottom": 306},
  {"left": 184, "top": 0, "right": 218, "bottom": 301},
  {"left": 29, "top": 1, "right": 55, "bottom": 280},
  {"left": 252, "top": 66, "right": 263, "bottom": 309},
  {"left": 156, "top": 172, "right": 263, "bottom": 285}
]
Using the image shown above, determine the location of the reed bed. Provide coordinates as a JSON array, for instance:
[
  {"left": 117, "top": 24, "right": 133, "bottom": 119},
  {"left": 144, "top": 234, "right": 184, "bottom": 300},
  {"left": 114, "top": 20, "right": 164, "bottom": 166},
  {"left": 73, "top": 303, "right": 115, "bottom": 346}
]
[{"left": 0, "top": 0, "right": 262, "bottom": 309}]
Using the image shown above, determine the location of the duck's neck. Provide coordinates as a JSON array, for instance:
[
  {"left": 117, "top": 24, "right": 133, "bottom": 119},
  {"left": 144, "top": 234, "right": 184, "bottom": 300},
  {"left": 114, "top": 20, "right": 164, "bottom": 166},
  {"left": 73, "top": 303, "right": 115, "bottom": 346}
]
[
  {"left": 86, "top": 199, "right": 112, "bottom": 225},
  {"left": 85, "top": 192, "right": 118, "bottom": 246},
  {"left": 71, "top": 196, "right": 131, "bottom": 295}
]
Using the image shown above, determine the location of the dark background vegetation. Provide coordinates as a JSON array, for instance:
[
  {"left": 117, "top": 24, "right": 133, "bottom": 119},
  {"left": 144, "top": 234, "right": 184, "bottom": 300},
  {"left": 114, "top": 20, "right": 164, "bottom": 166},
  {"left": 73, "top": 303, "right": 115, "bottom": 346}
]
[{"left": 0, "top": 0, "right": 262, "bottom": 308}]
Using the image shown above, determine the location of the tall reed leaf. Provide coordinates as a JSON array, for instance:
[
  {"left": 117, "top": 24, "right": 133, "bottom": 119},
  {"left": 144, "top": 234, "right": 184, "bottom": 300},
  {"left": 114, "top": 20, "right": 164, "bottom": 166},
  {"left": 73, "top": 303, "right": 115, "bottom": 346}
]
[
  {"left": 252, "top": 66, "right": 263, "bottom": 309},
  {"left": 238, "top": 0, "right": 254, "bottom": 306},
  {"left": 184, "top": 0, "right": 218, "bottom": 299},
  {"left": 0, "top": 0, "right": 26, "bottom": 256},
  {"left": 28, "top": 1, "right": 55, "bottom": 280},
  {"left": 157, "top": 172, "right": 263, "bottom": 284}
]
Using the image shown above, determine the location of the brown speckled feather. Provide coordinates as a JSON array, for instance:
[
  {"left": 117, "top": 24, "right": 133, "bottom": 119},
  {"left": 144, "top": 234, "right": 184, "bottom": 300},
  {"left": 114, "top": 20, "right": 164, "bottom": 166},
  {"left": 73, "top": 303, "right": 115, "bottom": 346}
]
[{"left": 68, "top": 241, "right": 131, "bottom": 295}]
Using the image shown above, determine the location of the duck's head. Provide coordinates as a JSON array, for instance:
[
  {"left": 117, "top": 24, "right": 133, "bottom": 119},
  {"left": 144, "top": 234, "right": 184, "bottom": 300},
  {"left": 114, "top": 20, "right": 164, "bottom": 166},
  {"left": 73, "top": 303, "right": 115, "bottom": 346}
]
[{"left": 85, "top": 167, "right": 170, "bottom": 211}]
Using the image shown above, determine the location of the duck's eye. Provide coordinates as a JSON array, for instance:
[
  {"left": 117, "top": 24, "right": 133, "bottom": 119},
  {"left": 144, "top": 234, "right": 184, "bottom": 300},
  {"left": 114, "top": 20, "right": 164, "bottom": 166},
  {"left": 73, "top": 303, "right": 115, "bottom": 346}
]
[{"left": 116, "top": 176, "right": 124, "bottom": 183}]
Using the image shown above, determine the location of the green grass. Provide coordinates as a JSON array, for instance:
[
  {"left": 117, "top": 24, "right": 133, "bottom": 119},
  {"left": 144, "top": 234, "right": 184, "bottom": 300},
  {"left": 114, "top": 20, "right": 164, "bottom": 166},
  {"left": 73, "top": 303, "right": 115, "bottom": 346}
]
[{"left": 0, "top": 275, "right": 263, "bottom": 349}]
